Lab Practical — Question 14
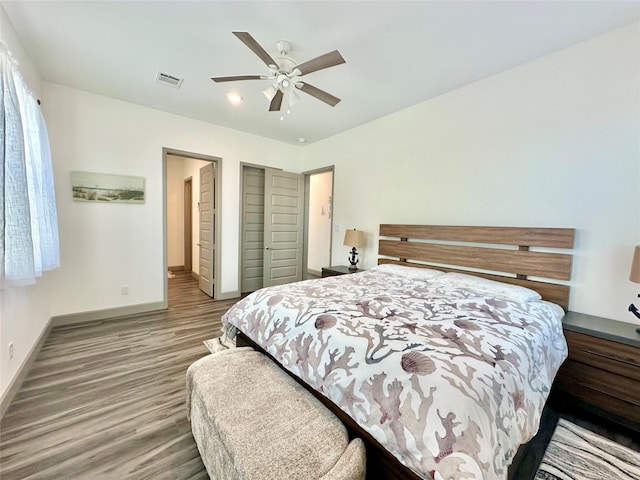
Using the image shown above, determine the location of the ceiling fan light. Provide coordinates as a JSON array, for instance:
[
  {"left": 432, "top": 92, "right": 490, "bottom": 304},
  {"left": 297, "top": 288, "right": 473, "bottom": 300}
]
[
  {"left": 226, "top": 93, "right": 243, "bottom": 104},
  {"left": 262, "top": 84, "right": 277, "bottom": 101},
  {"left": 289, "top": 89, "right": 300, "bottom": 106}
]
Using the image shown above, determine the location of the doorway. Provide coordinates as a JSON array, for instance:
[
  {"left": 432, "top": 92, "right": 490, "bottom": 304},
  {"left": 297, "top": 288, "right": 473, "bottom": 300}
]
[
  {"left": 304, "top": 167, "right": 334, "bottom": 278},
  {"left": 184, "top": 178, "right": 192, "bottom": 272},
  {"left": 163, "top": 148, "right": 222, "bottom": 305},
  {"left": 239, "top": 164, "right": 305, "bottom": 293}
]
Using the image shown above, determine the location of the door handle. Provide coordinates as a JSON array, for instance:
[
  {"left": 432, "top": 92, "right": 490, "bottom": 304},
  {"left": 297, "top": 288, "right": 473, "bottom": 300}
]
[{"left": 265, "top": 246, "right": 270, "bottom": 250}]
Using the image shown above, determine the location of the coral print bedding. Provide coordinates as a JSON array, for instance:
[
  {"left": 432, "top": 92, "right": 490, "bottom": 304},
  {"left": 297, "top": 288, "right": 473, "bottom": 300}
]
[{"left": 222, "top": 265, "right": 568, "bottom": 480}]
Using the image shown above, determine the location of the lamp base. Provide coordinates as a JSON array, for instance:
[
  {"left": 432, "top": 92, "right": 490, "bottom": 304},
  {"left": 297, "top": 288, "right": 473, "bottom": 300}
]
[
  {"left": 347, "top": 247, "right": 359, "bottom": 271},
  {"left": 628, "top": 304, "right": 640, "bottom": 334}
]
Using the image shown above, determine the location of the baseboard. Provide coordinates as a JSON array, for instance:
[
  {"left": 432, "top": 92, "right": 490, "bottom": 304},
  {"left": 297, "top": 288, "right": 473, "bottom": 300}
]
[
  {"left": 191, "top": 271, "right": 200, "bottom": 282},
  {"left": 51, "top": 301, "right": 167, "bottom": 327},
  {"left": 168, "top": 265, "right": 185, "bottom": 271},
  {"left": 217, "top": 290, "right": 241, "bottom": 301},
  {"left": 1, "top": 318, "right": 54, "bottom": 420}
]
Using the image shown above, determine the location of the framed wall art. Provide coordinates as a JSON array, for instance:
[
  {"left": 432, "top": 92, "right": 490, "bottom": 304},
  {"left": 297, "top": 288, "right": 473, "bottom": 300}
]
[{"left": 70, "top": 171, "right": 145, "bottom": 204}]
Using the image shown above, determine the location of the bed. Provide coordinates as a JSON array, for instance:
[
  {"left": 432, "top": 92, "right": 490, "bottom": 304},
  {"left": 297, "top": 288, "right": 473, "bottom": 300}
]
[{"left": 222, "top": 225, "right": 575, "bottom": 480}]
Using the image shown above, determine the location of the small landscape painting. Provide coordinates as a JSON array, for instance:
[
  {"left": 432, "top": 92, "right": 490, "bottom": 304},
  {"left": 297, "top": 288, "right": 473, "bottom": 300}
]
[{"left": 71, "top": 171, "right": 145, "bottom": 204}]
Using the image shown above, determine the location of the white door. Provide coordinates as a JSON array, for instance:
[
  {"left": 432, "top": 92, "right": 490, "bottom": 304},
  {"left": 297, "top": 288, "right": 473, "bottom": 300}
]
[
  {"left": 198, "top": 163, "right": 215, "bottom": 297},
  {"left": 263, "top": 168, "right": 304, "bottom": 287}
]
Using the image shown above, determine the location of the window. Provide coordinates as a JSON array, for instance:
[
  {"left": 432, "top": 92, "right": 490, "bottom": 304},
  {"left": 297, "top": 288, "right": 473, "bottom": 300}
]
[{"left": 1, "top": 42, "right": 59, "bottom": 288}]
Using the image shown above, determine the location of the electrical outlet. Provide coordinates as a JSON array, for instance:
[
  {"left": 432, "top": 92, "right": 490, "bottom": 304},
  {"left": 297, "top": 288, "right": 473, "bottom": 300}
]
[
  {"left": 8, "top": 342, "right": 13, "bottom": 359},
  {"left": 121, "top": 285, "right": 129, "bottom": 295}
]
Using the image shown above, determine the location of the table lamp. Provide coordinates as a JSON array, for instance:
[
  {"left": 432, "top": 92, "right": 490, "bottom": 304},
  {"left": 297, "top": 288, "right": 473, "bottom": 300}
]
[
  {"left": 628, "top": 245, "right": 640, "bottom": 334},
  {"left": 344, "top": 229, "right": 365, "bottom": 271}
]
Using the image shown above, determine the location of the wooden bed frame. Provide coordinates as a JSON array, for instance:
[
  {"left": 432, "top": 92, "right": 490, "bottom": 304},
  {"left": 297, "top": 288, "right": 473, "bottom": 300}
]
[
  {"left": 238, "top": 224, "right": 575, "bottom": 480},
  {"left": 378, "top": 224, "right": 574, "bottom": 310}
]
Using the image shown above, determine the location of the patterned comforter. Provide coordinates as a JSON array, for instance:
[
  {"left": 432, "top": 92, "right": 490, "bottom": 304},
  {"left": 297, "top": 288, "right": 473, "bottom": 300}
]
[{"left": 222, "top": 265, "right": 567, "bottom": 480}]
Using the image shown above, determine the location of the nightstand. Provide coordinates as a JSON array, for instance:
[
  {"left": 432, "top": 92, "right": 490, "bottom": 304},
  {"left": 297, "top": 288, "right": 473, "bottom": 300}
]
[
  {"left": 552, "top": 311, "right": 640, "bottom": 432},
  {"left": 321, "top": 266, "right": 365, "bottom": 278}
]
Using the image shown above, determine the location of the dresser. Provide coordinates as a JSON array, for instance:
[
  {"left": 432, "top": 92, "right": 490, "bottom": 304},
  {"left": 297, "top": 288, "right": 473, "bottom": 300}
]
[{"left": 553, "top": 312, "right": 640, "bottom": 432}]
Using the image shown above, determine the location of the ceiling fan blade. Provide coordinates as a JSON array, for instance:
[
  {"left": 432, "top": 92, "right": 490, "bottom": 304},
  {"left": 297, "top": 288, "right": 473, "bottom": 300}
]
[
  {"left": 211, "top": 75, "right": 264, "bottom": 83},
  {"left": 294, "top": 50, "right": 345, "bottom": 76},
  {"left": 297, "top": 82, "right": 341, "bottom": 107},
  {"left": 269, "top": 90, "right": 284, "bottom": 111},
  {"left": 233, "top": 32, "right": 278, "bottom": 69}
]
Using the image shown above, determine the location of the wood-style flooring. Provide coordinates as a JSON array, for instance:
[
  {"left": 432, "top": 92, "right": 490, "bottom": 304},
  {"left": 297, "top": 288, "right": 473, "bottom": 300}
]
[{"left": 0, "top": 271, "right": 239, "bottom": 480}]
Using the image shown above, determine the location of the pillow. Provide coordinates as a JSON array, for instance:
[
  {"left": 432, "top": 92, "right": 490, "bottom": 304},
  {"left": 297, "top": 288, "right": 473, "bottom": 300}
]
[
  {"left": 436, "top": 272, "right": 542, "bottom": 303},
  {"left": 373, "top": 263, "right": 444, "bottom": 281}
]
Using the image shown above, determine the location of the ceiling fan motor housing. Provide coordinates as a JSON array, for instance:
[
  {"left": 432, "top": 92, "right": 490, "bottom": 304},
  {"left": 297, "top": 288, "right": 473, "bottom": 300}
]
[
  {"left": 276, "top": 40, "right": 291, "bottom": 56},
  {"left": 274, "top": 55, "right": 296, "bottom": 74}
]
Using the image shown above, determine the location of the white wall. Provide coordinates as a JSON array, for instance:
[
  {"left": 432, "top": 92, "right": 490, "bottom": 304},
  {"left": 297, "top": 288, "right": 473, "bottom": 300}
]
[
  {"left": 307, "top": 171, "right": 333, "bottom": 272},
  {"left": 301, "top": 22, "right": 640, "bottom": 323},
  {"left": 0, "top": 6, "right": 41, "bottom": 96},
  {"left": 166, "top": 155, "right": 186, "bottom": 268}
]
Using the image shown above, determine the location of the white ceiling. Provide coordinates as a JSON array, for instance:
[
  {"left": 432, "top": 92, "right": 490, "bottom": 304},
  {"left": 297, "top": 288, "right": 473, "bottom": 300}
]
[{"left": 4, "top": 1, "right": 639, "bottom": 145}]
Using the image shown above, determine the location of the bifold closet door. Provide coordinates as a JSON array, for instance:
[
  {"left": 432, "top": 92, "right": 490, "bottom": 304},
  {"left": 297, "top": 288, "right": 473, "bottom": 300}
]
[{"left": 263, "top": 168, "right": 303, "bottom": 288}]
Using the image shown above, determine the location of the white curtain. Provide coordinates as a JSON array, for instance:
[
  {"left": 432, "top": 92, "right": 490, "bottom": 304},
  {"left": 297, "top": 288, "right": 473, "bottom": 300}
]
[{"left": 1, "top": 42, "right": 59, "bottom": 288}]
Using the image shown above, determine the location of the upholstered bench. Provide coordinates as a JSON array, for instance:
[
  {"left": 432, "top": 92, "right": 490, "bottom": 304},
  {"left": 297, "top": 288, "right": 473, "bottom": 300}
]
[{"left": 186, "top": 347, "right": 366, "bottom": 480}]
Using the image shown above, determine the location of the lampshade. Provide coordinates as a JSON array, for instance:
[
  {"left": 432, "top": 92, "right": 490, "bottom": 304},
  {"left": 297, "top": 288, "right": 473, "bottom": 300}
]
[
  {"left": 344, "top": 229, "right": 364, "bottom": 248},
  {"left": 288, "top": 89, "right": 300, "bottom": 106},
  {"left": 630, "top": 245, "right": 640, "bottom": 283}
]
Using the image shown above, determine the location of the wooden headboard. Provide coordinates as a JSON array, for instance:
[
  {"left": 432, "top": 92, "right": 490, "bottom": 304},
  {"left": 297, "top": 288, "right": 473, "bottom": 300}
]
[{"left": 378, "top": 225, "right": 575, "bottom": 310}]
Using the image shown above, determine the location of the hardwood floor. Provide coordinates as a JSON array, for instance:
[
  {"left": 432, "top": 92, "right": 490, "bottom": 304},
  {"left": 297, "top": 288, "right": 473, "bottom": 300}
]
[{"left": 0, "top": 271, "right": 239, "bottom": 480}]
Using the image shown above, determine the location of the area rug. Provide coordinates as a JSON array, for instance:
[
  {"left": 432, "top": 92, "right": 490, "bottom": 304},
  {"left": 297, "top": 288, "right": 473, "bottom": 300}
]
[{"left": 535, "top": 418, "right": 640, "bottom": 480}]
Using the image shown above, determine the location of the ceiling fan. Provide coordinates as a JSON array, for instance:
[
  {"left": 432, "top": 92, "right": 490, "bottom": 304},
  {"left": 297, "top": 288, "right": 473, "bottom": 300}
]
[{"left": 211, "top": 32, "right": 345, "bottom": 112}]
